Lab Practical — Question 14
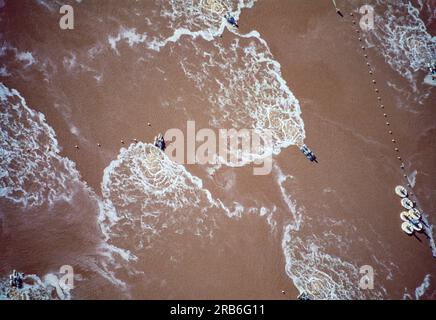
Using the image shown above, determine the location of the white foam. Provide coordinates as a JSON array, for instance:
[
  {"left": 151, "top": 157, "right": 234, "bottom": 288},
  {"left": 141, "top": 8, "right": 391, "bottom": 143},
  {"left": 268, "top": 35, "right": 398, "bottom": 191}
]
[
  {"left": 370, "top": 1, "right": 435, "bottom": 92},
  {"left": 99, "top": 143, "right": 221, "bottom": 253},
  {"left": 414, "top": 274, "right": 431, "bottom": 300},
  {"left": 35, "top": 0, "right": 55, "bottom": 12},
  {"left": 15, "top": 51, "right": 36, "bottom": 68},
  {"left": 0, "top": 65, "right": 10, "bottom": 77},
  {"left": 0, "top": 273, "right": 72, "bottom": 300},
  {"left": 108, "top": 27, "right": 148, "bottom": 55},
  {"left": 407, "top": 170, "right": 417, "bottom": 188},
  {"left": 0, "top": 83, "right": 84, "bottom": 208}
]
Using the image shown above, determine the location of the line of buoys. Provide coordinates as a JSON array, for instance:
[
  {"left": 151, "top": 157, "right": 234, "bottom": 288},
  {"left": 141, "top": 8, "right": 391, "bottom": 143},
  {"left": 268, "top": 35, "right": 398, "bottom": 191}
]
[
  {"left": 348, "top": 13, "right": 420, "bottom": 236},
  {"left": 74, "top": 139, "right": 143, "bottom": 150}
]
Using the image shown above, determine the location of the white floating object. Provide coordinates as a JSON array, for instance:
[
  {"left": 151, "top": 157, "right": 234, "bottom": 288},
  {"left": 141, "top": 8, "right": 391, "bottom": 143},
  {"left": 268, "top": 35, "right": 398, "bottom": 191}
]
[
  {"left": 411, "top": 221, "right": 423, "bottom": 232},
  {"left": 401, "top": 221, "right": 414, "bottom": 235},
  {"left": 408, "top": 209, "right": 421, "bottom": 220},
  {"left": 424, "top": 74, "right": 436, "bottom": 86},
  {"left": 400, "top": 211, "right": 410, "bottom": 222},
  {"left": 395, "top": 185, "right": 408, "bottom": 198},
  {"left": 401, "top": 197, "right": 414, "bottom": 210}
]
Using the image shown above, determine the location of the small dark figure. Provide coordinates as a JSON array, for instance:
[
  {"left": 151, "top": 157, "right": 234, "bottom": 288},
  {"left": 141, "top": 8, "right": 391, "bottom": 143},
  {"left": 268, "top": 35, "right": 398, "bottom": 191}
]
[
  {"left": 154, "top": 133, "right": 166, "bottom": 151},
  {"left": 336, "top": 9, "right": 344, "bottom": 17},
  {"left": 300, "top": 144, "right": 318, "bottom": 163},
  {"left": 429, "top": 62, "right": 436, "bottom": 80},
  {"left": 429, "top": 62, "right": 436, "bottom": 74},
  {"left": 9, "top": 270, "right": 24, "bottom": 289},
  {"left": 297, "top": 291, "right": 313, "bottom": 300},
  {"left": 225, "top": 14, "right": 239, "bottom": 28}
]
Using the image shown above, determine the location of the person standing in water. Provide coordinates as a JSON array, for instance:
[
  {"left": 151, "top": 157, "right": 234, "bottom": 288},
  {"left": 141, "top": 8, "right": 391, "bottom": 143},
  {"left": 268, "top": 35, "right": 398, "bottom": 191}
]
[{"left": 225, "top": 13, "right": 239, "bottom": 28}]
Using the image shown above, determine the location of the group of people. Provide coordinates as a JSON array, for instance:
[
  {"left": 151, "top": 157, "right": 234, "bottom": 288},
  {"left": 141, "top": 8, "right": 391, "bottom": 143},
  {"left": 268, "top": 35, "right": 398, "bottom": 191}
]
[{"left": 9, "top": 270, "right": 24, "bottom": 289}]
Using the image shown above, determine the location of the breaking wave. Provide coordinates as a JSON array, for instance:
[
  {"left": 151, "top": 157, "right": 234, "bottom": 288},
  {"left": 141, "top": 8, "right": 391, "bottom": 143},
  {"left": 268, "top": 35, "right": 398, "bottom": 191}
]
[
  {"left": 369, "top": 0, "right": 435, "bottom": 93},
  {"left": 0, "top": 83, "right": 81, "bottom": 208}
]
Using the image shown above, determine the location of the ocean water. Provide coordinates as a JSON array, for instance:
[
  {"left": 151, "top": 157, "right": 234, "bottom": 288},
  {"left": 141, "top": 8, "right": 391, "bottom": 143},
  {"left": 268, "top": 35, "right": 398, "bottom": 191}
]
[{"left": 0, "top": 0, "right": 435, "bottom": 299}]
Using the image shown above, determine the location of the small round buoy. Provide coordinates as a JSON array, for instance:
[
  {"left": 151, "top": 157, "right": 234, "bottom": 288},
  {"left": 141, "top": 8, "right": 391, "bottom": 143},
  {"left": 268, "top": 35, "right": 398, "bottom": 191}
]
[
  {"left": 389, "top": 130, "right": 393, "bottom": 134},
  {"left": 358, "top": 37, "right": 362, "bottom": 41},
  {"left": 75, "top": 145, "right": 79, "bottom": 149},
  {"left": 386, "top": 122, "right": 390, "bottom": 125},
  {"left": 97, "top": 143, "right": 101, "bottom": 147},
  {"left": 133, "top": 139, "right": 138, "bottom": 143},
  {"left": 380, "top": 104, "right": 384, "bottom": 108},
  {"left": 121, "top": 140, "right": 125, "bottom": 144},
  {"left": 281, "top": 290, "right": 286, "bottom": 295},
  {"left": 378, "top": 97, "right": 382, "bottom": 101},
  {"left": 398, "top": 157, "right": 402, "bottom": 161},
  {"left": 369, "top": 71, "right": 373, "bottom": 75},
  {"left": 372, "top": 80, "right": 376, "bottom": 84},
  {"left": 350, "top": 13, "right": 354, "bottom": 16},
  {"left": 366, "top": 63, "right": 370, "bottom": 66},
  {"left": 375, "top": 89, "right": 379, "bottom": 93},
  {"left": 147, "top": 122, "right": 151, "bottom": 127},
  {"left": 383, "top": 113, "right": 387, "bottom": 117},
  {"left": 394, "top": 147, "right": 399, "bottom": 151},
  {"left": 364, "top": 54, "right": 368, "bottom": 58},
  {"left": 392, "top": 139, "right": 396, "bottom": 143}
]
